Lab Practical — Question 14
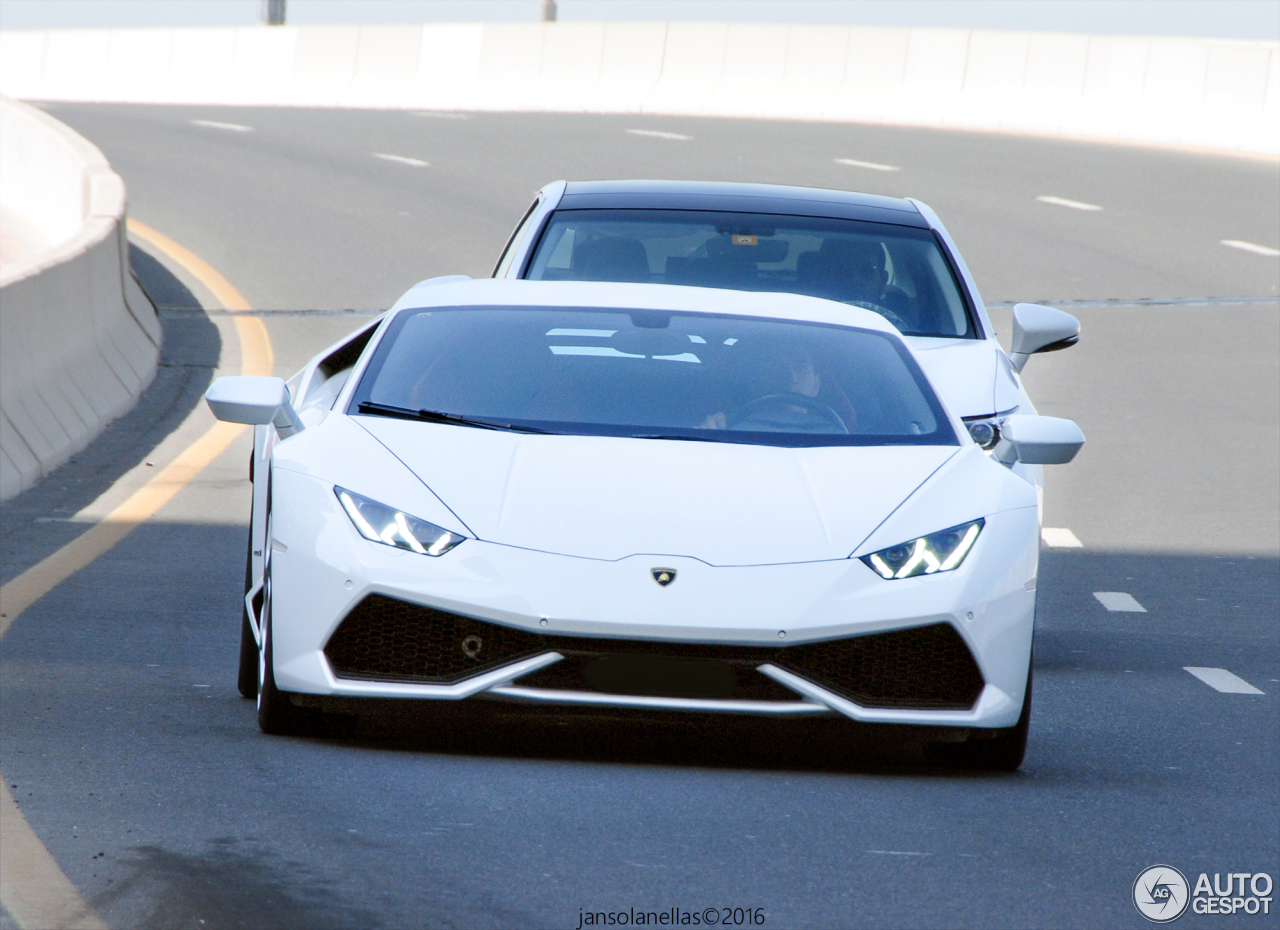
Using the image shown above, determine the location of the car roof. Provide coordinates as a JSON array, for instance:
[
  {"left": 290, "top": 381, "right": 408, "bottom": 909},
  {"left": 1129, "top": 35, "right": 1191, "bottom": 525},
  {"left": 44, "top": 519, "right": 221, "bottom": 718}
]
[
  {"left": 392, "top": 278, "right": 903, "bottom": 337},
  {"left": 556, "top": 180, "right": 928, "bottom": 228}
]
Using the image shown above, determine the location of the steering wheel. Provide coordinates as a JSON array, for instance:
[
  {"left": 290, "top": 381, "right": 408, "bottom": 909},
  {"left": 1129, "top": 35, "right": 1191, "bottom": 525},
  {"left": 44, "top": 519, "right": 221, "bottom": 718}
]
[
  {"left": 726, "top": 393, "right": 849, "bottom": 434},
  {"left": 848, "top": 300, "right": 910, "bottom": 332}
]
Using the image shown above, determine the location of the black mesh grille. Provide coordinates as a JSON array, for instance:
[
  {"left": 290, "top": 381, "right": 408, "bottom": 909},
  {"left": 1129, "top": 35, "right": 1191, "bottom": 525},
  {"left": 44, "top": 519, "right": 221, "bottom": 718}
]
[
  {"left": 324, "top": 595, "right": 545, "bottom": 683},
  {"left": 324, "top": 596, "right": 983, "bottom": 709},
  {"left": 773, "top": 623, "right": 984, "bottom": 710}
]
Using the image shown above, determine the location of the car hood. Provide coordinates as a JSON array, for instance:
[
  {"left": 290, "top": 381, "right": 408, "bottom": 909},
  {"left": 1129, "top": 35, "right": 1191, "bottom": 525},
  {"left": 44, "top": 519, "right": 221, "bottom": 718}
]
[
  {"left": 904, "top": 336, "right": 999, "bottom": 418},
  {"left": 356, "top": 417, "right": 958, "bottom": 565}
]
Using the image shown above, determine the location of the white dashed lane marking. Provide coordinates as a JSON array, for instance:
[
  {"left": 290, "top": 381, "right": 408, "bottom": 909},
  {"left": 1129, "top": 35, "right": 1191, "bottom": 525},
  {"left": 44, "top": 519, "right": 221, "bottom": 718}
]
[
  {"left": 373, "top": 153, "right": 429, "bottom": 167},
  {"left": 1220, "top": 239, "right": 1280, "bottom": 257},
  {"left": 1037, "top": 195, "right": 1103, "bottom": 211},
  {"left": 867, "top": 850, "right": 930, "bottom": 857},
  {"left": 1094, "top": 591, "right": 1147, "bottom": 612},
  {"left": 626, "top": 129, "right": 692, "bottom": 141},
  {"left": 835, "top": 158, "right": 900, "bottom": 172},
  {"left": 1183, "top": 667, "right": 1265, "bottom": 694},
  {"left": 191, "top": 119, "right": 252, "bottom": 132},
  {"left": 1041, "top": 527, "right": 1083, "bottom": 548}
]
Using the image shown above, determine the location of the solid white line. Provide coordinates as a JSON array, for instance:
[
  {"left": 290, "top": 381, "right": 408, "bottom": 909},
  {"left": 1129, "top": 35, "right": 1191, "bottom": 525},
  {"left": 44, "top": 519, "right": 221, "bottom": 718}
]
[
  {"left": 835, "top": 158, "right": 900, "bottom": 172},
  {"left": 1093, "top": 591, "right": 1146, "bottom": 612},
  {"left": 1041, "top": 527, "right": 1083, "bottom": 548},
  {"left": 190, "top": 119, "right": 252, "bottom": 132},
  {"left": 373, "top": 153, "right": 429, "bottom": 167},
  {"left": 1221, "top": 239, "right": 1280, "bottom": 257},
  {"left": 1183, "top": 667, "right": 1264, "bottom": 694},
  {"left": 626, "top": 129, "right": 692, "bottom": 141},
  {"left": 1037, "top": 195, "right": 1102, "bottom": 211}
]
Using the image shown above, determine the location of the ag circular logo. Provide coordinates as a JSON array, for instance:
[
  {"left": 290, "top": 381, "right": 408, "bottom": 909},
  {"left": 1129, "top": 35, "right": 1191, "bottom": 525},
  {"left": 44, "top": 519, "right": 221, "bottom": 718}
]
[{"left": 1134, "top": 865, "right": 1190, "bottom": 922}]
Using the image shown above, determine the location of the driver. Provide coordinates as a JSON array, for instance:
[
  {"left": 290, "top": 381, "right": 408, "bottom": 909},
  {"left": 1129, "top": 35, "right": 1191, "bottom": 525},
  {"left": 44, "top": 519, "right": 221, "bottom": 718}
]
[
  {"left": 699, "top": 344, "right": 854, "bottom": 431},
  {"left": 818, "top": 238, "right": 888, "bottom": 305}
]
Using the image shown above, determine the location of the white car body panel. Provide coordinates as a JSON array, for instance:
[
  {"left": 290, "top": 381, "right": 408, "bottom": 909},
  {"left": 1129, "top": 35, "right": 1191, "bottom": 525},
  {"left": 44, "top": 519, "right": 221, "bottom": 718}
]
[
  {"left": 902, "top": 336, "right": 1000, "bottom": 421},
  {"left": 355, "top": 417, "right": 959, "bottom": 565}
]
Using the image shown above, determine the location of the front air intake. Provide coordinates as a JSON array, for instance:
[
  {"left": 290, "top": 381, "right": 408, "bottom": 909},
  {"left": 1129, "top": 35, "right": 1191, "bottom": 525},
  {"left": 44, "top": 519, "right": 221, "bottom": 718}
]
[
  {"left": 324, "top": 594, "right": 545, "bottom": 683},
  {"left": 323, "top": 595, "right": 984, "bottom": 709},
  {"left": 772, "top": 623, "right": 984, "bottom": 710}
]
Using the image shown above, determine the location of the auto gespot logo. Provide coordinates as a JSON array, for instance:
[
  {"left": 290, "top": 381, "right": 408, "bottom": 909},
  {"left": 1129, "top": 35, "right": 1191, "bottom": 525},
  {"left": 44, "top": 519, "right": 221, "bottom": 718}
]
[{"left": 1133, "top": 865, "right": 1274, "bottom": 922}]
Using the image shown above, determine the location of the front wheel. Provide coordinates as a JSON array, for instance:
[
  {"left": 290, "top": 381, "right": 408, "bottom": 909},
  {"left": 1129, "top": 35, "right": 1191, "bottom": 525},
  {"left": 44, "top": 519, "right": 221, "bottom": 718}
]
[
  {"left": 237, "top": 528, "right": 259, "bottom": 699},
  {"left": 256, "top": 567, "right": 310, "bottom": 736}
]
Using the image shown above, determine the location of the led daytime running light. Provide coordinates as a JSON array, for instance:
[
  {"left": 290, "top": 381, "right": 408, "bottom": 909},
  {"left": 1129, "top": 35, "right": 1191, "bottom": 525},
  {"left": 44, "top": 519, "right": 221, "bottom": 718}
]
[
  {"left": 336, "top": 487, "right": 465, "bottom": 557},
  {"left": 860, "top": 519, "right": 984, "bottom": 580}
]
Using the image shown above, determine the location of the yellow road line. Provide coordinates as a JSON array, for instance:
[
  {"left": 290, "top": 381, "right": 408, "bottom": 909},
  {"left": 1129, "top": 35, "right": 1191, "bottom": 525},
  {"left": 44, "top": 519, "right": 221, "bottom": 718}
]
[
  {"left": 0, "top": 421, "right": 244, "bottom": 636},
  {"left": 0, "top": 220, "right": 271, "bottom": 930},
  {"left": 125, "top": 219, "right": 249, "bottom": 310},
  {"left": 0, "top": 790, "right": 108, "bottom": 930}
]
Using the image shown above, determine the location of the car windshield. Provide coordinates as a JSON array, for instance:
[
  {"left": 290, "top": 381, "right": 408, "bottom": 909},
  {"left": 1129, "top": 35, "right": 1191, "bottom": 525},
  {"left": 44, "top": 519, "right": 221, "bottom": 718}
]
[
  {"left": 349, "top": 306, "right": 957, "bottom": 448},
  {"left": 523, "top": 210, "right": 975, "bottom": 338}
]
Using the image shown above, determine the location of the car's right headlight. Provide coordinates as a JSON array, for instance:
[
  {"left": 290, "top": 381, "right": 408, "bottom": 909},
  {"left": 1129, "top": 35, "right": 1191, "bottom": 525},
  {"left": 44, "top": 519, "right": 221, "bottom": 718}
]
[
  {"left": 860, "top": 519, "right": 984, "bottom": 579},
  {"left": 335, "top": 486, "right": 465, "bottom": 556},
  {"left": 963, "top": 415, "right": 1001, "bottom": 450}
]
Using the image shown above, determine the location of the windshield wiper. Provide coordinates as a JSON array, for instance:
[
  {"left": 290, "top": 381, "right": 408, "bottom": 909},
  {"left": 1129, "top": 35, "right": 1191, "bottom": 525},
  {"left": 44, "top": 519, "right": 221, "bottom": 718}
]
[
  {"left": 356, "top": 401, "right": 552, "bottom": 434},
  {"left": 630, "top": 433, "right": 718, "bottom": 442}
]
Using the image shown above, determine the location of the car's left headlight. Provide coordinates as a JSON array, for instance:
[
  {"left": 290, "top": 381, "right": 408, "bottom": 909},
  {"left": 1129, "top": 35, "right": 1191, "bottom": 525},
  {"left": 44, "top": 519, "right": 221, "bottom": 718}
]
[
  {"left": 861, "top": 519, "right": 984, "bottom": 579},
  {"left": 335, "top": 486, "right": 466, "bottom": 556}
]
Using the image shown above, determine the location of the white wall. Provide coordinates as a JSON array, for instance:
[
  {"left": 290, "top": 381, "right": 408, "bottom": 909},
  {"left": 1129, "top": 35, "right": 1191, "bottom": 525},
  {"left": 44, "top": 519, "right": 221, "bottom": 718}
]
[
  {"left": 0, "top": 22, "right": 1276, "bottom": 155},
  {"left": 0, "top": 95, "right": 160, "bottom": 501}
]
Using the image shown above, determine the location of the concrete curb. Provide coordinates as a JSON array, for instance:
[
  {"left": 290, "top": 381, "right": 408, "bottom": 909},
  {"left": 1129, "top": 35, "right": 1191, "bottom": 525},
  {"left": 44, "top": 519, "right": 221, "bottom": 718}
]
[
  {"left": 0, "top": 22, "right": 1276, "bottom": 155},
  {"left": 0, "top": 95, "right": 160, "bottom": 501}
]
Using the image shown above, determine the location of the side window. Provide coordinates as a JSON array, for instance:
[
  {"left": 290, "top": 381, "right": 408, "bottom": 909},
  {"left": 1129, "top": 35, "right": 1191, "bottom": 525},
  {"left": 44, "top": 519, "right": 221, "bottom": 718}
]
[
  {"left": 492, "top": 196, "right": 543, "bottom": 278},
  {"left": 301, "top": 324, "right": 378, "bottom": 410}
]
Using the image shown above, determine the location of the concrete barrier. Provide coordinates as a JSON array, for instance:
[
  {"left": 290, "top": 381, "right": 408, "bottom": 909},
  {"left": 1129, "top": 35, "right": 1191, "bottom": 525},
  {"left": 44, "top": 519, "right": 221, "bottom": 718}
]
[
  {"left": 0, "top": 95, "right": 159, "bottom": 501},
  {"left": 0, "top": 22, "right": 1275, "bottom": 155}
]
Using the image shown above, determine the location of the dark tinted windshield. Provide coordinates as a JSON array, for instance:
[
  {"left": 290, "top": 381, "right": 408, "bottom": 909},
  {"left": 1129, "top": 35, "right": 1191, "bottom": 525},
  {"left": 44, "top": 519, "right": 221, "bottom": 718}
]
[
  {"left": 523, "top": 210, "right": 975, "bottom": 338},
  {"left": 350, "top": 306, "right": 957, "bottom": 448}
]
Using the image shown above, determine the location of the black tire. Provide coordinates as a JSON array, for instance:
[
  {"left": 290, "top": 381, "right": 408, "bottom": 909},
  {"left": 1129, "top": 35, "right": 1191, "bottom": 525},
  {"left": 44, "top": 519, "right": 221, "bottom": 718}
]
[
  {"left": 237, "top": 528, "right": 259, "bottom": 699},
  {"left": 256, "top": 568, "right": 310, "bottom": 736},
  {"left": 932, "top": 666, "right": 1032, "bottom": 771}
]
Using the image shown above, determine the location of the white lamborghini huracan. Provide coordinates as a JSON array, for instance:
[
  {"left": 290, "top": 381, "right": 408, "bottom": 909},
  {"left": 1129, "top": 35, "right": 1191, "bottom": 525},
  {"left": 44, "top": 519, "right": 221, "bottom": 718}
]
[{"left": 206, "top": 278, "right": 1083, "bottom": 769}]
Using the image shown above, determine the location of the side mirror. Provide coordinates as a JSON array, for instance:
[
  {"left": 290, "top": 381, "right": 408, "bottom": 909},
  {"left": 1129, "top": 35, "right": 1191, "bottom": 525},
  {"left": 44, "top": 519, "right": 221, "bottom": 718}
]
[
  {"left": 993, "top": 414, "right": 1084, "bottom": 465},
  {"left": 1010, "top": 303, "right": 1079, "bottom": 372},
  {"left": 205, "top": 376, "right": 302, "bottom": 436}
]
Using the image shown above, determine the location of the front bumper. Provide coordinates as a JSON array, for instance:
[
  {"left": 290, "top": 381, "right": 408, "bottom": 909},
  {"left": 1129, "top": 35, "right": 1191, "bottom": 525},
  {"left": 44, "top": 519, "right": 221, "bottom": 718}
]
[{"left": 269, "top": 468, "right": 1040, "bottom": 728}]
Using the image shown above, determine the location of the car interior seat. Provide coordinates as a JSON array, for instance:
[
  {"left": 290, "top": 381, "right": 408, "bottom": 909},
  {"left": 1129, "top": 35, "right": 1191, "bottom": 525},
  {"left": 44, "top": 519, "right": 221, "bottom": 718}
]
[{"left": 571, "top": 237, "right": 651, "bottom": 282}]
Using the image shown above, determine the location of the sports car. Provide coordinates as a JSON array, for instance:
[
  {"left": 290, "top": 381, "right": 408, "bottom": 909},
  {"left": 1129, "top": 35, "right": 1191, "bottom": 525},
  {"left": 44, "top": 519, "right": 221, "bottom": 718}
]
[{"left": 205, "top": 278, "right": 1084, "bottom": 769}]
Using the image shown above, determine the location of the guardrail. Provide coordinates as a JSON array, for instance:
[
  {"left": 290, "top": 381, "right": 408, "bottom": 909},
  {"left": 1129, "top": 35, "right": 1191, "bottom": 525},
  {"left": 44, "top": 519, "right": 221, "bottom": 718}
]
[
  {"left": 0, "top": 95, "right": 159, "bottom": 501},
  {"left": 0, "top": 22, "right": 1276, "bottom": 155}
]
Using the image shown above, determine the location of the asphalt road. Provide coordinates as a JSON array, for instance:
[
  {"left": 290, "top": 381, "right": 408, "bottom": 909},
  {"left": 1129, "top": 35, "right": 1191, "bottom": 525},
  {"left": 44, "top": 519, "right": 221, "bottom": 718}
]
[{"left": 1, "top": 105, "right": 1277, "bottom": 930}]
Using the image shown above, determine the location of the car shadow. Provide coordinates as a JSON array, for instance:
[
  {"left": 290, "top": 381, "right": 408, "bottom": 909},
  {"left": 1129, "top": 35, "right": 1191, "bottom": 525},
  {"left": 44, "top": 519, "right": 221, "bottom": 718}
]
[{"left": 320, "top": 707, "right": 982, "bottom": 778}]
